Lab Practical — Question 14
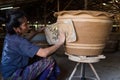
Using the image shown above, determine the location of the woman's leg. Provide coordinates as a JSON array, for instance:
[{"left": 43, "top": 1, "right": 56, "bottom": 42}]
[
  {"left": 8, "top": 57, "right": 55, "bottom": 80},
  {"left": 47, "top": 63, "right": 60, "bottom": 80},
  {"left": 38, "top": 62, "right": 54, "bottom": 80},
  {"left": 22, "top": 57, "right": 55, "bottom": 80}
]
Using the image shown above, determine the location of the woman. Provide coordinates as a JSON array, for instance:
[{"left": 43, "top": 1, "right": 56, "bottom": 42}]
[{"left": 1, "top": 9, "right": 65, "bottom": 80}]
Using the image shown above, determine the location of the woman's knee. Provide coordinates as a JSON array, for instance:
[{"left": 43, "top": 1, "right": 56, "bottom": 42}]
[{"left": 43, "top": 57, "right": 55, "bottom": 65}]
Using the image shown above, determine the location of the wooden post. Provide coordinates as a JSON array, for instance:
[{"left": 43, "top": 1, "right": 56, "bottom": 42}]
[
  {"left": 84, "top": 0, "right": 88, "bottom": 10},
  {"left": 44, "top": 0, "right": 47, "bottom": 27},
  {"left": 57, "top": 0, "right": 60, "bottom": 12}
]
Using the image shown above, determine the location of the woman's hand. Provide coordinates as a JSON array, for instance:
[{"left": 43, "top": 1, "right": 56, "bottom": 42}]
[{"left": 57, "top": 29, "right": 65, "bottom": 45}]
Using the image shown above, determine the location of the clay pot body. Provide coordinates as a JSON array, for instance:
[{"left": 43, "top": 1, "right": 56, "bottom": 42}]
[{"left": 55, "top": 10, "right": 113, "bottom": 56}]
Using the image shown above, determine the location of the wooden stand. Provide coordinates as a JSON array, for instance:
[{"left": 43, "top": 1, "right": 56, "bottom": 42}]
[{"left": 65, "top": 53, "right": 105, "bottom": 80}]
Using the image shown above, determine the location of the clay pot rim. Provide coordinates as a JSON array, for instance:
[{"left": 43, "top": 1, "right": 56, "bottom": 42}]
[{"left": 54, "top": 10, "right": 114, "bottom": 18}]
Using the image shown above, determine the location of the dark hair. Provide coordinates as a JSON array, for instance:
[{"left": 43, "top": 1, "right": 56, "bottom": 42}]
[{"left": 5, "top": 9, "right": 26, "bottom": 34}]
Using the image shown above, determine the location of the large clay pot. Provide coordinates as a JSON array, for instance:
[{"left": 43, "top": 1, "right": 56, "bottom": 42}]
[{"left": 54, "top": 10, "right": 113, "bottom": 56}]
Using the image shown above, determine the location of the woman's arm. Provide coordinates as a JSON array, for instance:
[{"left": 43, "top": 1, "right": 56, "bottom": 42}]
[{"left": 36, "top": 30, "right": 65, "bottom": 57}]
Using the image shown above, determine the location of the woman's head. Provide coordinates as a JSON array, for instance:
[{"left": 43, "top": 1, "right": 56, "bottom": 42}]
[{"left": 5, "top": 9, "right": 29, "bottom": 35}]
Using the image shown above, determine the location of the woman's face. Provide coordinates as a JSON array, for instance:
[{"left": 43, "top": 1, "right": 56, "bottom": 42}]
[
  {"left": 19, "top": 17, "right": 29, "bottom": 34},
  {"left": 14, "top": 16, "right": 29, "bottom": 35}
]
